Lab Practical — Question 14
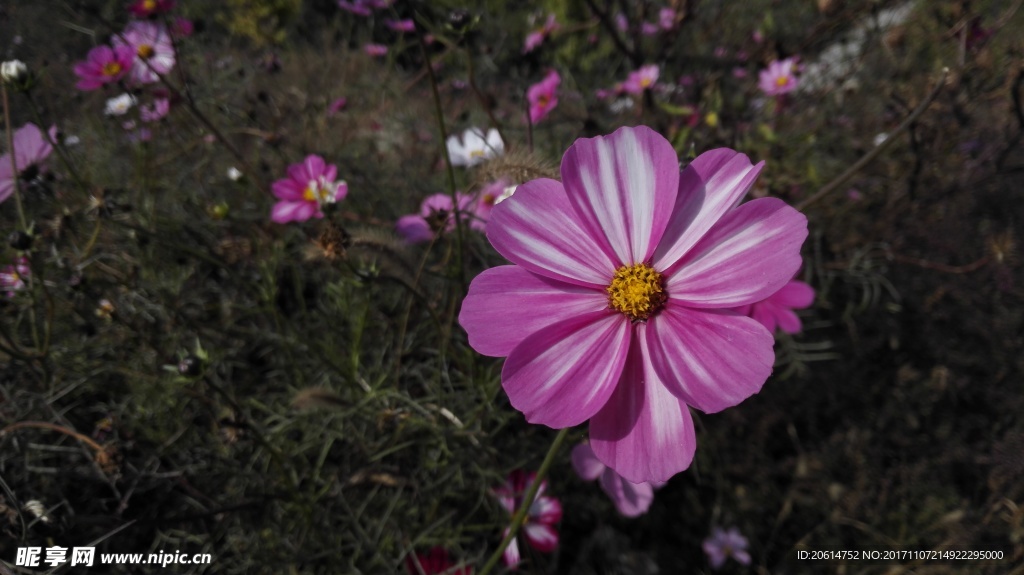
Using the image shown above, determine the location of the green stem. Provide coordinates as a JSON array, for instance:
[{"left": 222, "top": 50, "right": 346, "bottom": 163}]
[
  {"left": 477, "top": 428, "right": 571, "bottom": 575},
  {"left": 1, "top": 82, "right": 28, "bottom": 231}
]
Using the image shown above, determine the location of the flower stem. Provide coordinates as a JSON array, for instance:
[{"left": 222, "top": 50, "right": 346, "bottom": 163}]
[
  {"left": 1, "top": 82, "right": 28, "bottom": 231},
  {"left": 477, "top": 427, "right": 571, "bottom": 575}
]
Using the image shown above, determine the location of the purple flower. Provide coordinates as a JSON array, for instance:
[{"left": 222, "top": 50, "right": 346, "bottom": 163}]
[
  {"left": 572, "top": 442, "right": 662, "bottom": 517},
  {"left": 702, "top": 527, "right": 751, "bottom": 569},
  {"left": 527, "top": 70, "right": 560, "bottom": 124},
  {"left": 493, "top": 470, "right": 561, "bottom": 570},
  {"left": 459, "top": 126, "right": 808, "bottom": 482},
  {"left": 0, "top": 257, "right": 30, "bottom": 297},
  {"left": 73, "top": 45, "right": 136, "bottom": 90},
  {"left": 112, "top": 20, "right": 176, "bottom": 85},
  {"left": 659, "top": 8, "right": 677, "bottom": 30},
  {"left": 622, "top": 64, "right": 659, "bottom": 95},
  {"left": 270, "top": 155, "right": 347, "bottom": 223},
  {"left": 758, "top": 57, "right": 799, "bottom": 96},
  {"left": 386, "top": 19, "right": 415, "bottom": 33},
  {"left": 327, "top": 97, "right": 348, "bottom": 116},
  {"left": 396, "top": 193, "right": 477, "bottom": 243},
  {"left": 363, "top": 43, "right": 388, "bottom": 57},
  {"left": 0, "top": 123, "right": 54, "bottom": 204},
  {"left": 140, "top": 98, "right": 170, "bottom": 122}
]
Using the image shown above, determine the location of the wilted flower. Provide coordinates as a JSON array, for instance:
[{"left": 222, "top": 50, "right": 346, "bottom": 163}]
[
  {"left": 0, "top": 257, "right": 30, "bottom": 297},
  {"left": 0, "top": 123, "right": 55, "bottom": 204},
  {"left": 105, "top": 93, "right": 137, "bottom": 116},
  {"left": 73, "top": 45, "right": 136, "bottom": 90},
  {"left": 270, "top": 155, "right": 348, "bottom": 224},
  {"left": 459, "top": 126, "right": 807, "bottom": 482},
  {"left": 112, "top": 21, "right": 176, "bottom": 85},
  {"left": 446, "top": 127, "right": 504, "bottom": 168},
  {"left": 404, "top": 547, "right": 472, "bottom": 575},
  {"left": 396, "top": 192, "right": 477, "bottom": 243},
  {"left": 493, "top": 470, "right": 561, "bottom": 570},
  {"left": 572, "top": 442, "right": 662, "bottom": 517},
  {"left": 622, "top": 64, "right": 659, "bottom": 95},
  {"left": 735, "top": 279, "right": 814, "bottom": 334},
  {"left": 527, "top": 70, "right": 560, "bottom": 124},
  {"left": 703, "top": 527, "right": 751, "bottom": 569},
  {"left": 758, "top": 57, "right": 799, "bottom": 96}
]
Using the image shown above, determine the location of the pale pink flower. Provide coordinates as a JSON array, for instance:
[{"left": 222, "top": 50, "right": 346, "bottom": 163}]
[
  {"left": 758, "top": 57, "right": 799, "bottom": 96},
  {"left": 170, "top": 17, "right": 194, "bottom": 39},
  {"left": 622, "top": 64, "right": 659, "bottom": 95},
  {"left": 127, "top": 0, "right": 175, "bottom": 17},
  {"left": 703, "top": 527, "right": 751, "bottom": 569},
  {"left": 0, "top": 257, "right": 30, "bottom": 297},
  {"left": 640, "top": 22, "right": 659, "bottom": 36},
  {"left": 0, "top": 123, "right": 54, "bottom": 204},
  {"left": 140, "top": 98, "right": 170, "bottom": 122},
  {"left": 572, "top": 442, "right": 662, "bottom": 517},
  {"left": 459, "top": 126, "right": 808, "bottom": 482},
  {"left": 270, "top": 155, "right": 347, "bottom": 224},
  {"left": 396, "top": 193, "right": 476, "bottom": 243},
  {"left": 338, "top": 0, "right": 389, "bottom": 16},
  {"left": 112, "top": 21, "right": 176, "bottom": 85},
  {"left": 659, "top": 8, "right": 677, "bottom": 30},
  {"left": 523, "top": 14, "right": 559, "bottom": 53},
  {"left": 527, "top": 70, "right": 560, "bottom": 124},
  {"left": 405, "top": 547, "right": 472, "bottom": 575},
  {"left": 614, "top": 12, "right": 628, "bottom": 32},
  {"left": 735, "top": 279, "right": 814, "bottom": 334},
  {"left": 73, "top": 45, "right": 135, "bottom": 90},
  {"left": 363, "top": 43, "right": 388, "bottom": 57},
  {"left": 493, "top": 470, "right": 561, "bottom": 570}
]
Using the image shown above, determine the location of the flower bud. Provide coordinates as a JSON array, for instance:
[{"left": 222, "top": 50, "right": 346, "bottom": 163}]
[{"left": 1, "top": 60, "right": 27, "bottom": 83}]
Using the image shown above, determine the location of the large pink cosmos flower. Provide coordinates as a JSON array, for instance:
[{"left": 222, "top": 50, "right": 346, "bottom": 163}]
[
  {"left": 758, "top": 57, "right": 799, "bottom": 96},
  {"left": 73, "top": 45, "right": 136, "bottom": 90},
  {"left": 493, "top": 470, "right": 561, "bottom": 570},
  {"left": 735, "top": 279, "right": 814, "bottom": 334},
  {"left": 527, "top": 70, "right": 560, "bottom": 124},
  {"left": 571, "top": 442, "right": 662, "bottom": 517},
  {"left": 405, "top": 547, "right": 472, "bottom": 575},
  {"left": 0, "top": 123, "right": 55, "bottom": 204},
  {"left": 396, "top": 192, "right": 478, "bottom": 243},
  {"left": 270, "top": 155, "right": 347, "bottom": 224},
  {"left": 112, "top": 21, "right": 176, "bottom": 85},
  {"left": 459, "top": 126, "right": 807, "bottom": 483}
]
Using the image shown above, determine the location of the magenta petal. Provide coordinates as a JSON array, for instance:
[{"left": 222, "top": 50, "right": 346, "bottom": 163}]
[
  {"left": 647, "top": 305, "right": 774, "bottom": 414},
  {"left": 571, "top": 443, "right": 606, "bottom": 481},
  {"left": 272, "top": 178, "right": 305, "bottom": 200},
  {"left": 459, "top": 266, "right": 608, "bottom": 357},
  {"left": 772, "top": 280, "right": 815, "bottom": 308},
  {"left": 561, "top": 125, "right": 679, "bottom": 265},
  {"left": 271, "top": 201, "right": 305, "bottom": 223},
  {"left": 502, "top": 528, "right": 521, "bottom": 569},
  {"left": 653, "top": 149, "right": 764, "bottom": 272},
  {"left": 487, "top": 178, "right": 618, "bottom": 288},
  {"left": 773, "top": 306, "right": 804, "bottom": 334},
  {"left": 599, "top": 470, "right": 656, "bottom": 517},
  {"left": 396, "top": 215, "right": 432, "bottom": 243},
  {"left": 749, "top": 303, "right": 782, "bottom": 333},
  {"left": 502, "top": 312, "right": 630, "bottom": 428},
  {"left": 590, "top": 325, "right": 697, "bottom": 483},
  {"left": 666, "top": 197, "right": 808, "bottom": 307},
  {"left": 523, "top": 523, "right": 559, "bottom": 553},
  {"left": 13, "top": 124, "right": 52, "bottom": 169},
  {"left": 529, "top": 495, "right": 562, "bottom": 525}
]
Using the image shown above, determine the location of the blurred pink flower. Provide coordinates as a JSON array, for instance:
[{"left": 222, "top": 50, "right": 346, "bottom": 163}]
[
  {"left": 171, "top": 17, "right": 194, "bottom": 38},
  {"left": 327, "top": 97, "right": 348, "bottom": 116},
  {"left": 473, "top": 178, "right": 515, "bottom": 228},
  {"left": 734, "top": 279, "right": 814, "bottom": 334},
  {"left": 270, "top": 155, "right": 347, "bottom": 224},
  {"left": 112, "top": 20, "right": 176, "bottom": 84},
  {"left": 338, "top": 0, "right": 389, "bottom": 16},
  {"left": 396, "top": 193, "right": 476, "bottom": 243},
  {"left": 622, "top": 64, "right": 659, "bottom": 95},
  {"left": 527, "top": 70, "right": 560, "bottom": 124},
  {"left": 386, "top": 19, "right": 415, "bottom": 33},
  {"left": 140, "top": 98, "right": 170, "bottom": 122},
  {"left": 640, "top": 22, "right": 659, "bottom": 36},
  {"left": 459, "top": 126, "right": 808, "bottom": 482},
  {"left": 0, "top": 123, "right": 55, "bottom": 204},
  {"left": 614, "top": 12, "right": 628, "bottom": 32},
  {"left": 524, "top": 14, "right": 559, "bottom": 53},
  {"left": 73, "top": 45, "right": 135, "bottom": 90},
  {"left": 405, "top": 547, "right": 472, "bottom": 575},
  {"left": 659, "top": 8, "right": 677, "bottom": 30},
  {"left": 0, "top": 257, "right": 30, "bottom": 297},
  {"left": 493, "top": 470, "right": 561, "bottom": 570},
  {"left": 572, "top": 442, "right": 662, "bottom": 517},
  {"left": 363, "top": 43, "right": 388, "bottom": 57},
  {"left": 703, "top": 527, "right": 751, "bottom": 569},
  {"left": 758, "top": 57, "right": 799, "bottom": 96},
  {"left": 127, "top": 0, "right": 175, "bottom": 18}
]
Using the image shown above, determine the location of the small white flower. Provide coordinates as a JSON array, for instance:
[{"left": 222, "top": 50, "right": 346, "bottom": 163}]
[
  {"left": 105, "top": 93, "right": 137, "bottom": 116},
  {"left": 873, "top": 132, "right": 888, "bottom": 147},
  {"left": 227, "top": 167, "right": 243, "bottom": 181},
  {"left": 64, "top": 135, "right": 81, "bottom": 146},
  {"left": 1, "top": 60, "right": 27, "bottom": 83},
  {"left": 446, "top": 127, "right": 504, "bottom": 167}
]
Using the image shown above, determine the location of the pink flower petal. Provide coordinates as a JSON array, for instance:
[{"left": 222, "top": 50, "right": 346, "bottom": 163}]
[
  {"left": 773, "top": 306, "right": 803, "bottom": 334},
  {"left": 486, "top": 178, "right": 618, "bottom": 288},
  {"left": 570, "top": 443, "right": 606, "bottom": 481},
  {"left": 653, "top": 149, "right": 763, "bottom": 272},
  {"left": 599, "top": 470, "right": 656, "bottom": 517},
  {"left": 502, "top": 528, "right": 521, "bottom": 568},
  {"left": 502, "top": 312, "right": 630, "bottom": 428},
  {"left": 289, "top": 155, "right": 326, "bottom": 183},
  {"left": 523, "top": 522, "right": 559, "bottom": 553},
  {"left": 396, "top": 215, "right": 433, "bottom": 243},
  {"left": 561, "top": 125, "right": 679, "bottom": 265},
  {"left": 772, "top": 280, "right": 815, "bottom": 308},
  {"left": 529, "top": 495, "right": 562, "bottom": 525},
  {"left": 459, "top": 266, "right": 608, "bottom": 357},
  {"left": 590, "top": 325, "right": 697, "bottom": 483},
  {"left": 665, "top": 197, "right": 807, "bottom": 307},
  {"left": 646, "top": 305, "right": 774, "bottom": 414},
  {"left": 272, "top": 178, "right": 305, "bottom": 201}
]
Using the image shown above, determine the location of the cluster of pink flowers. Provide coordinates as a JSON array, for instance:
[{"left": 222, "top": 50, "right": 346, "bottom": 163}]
[
  {"left": 0, "top": 123, "right": 55, "bottom": 204},
  {"left": 523, "top": 14, "right": 559, "bottom": 53},
  {"left": 527, "top": 70, "right": 560, "bottom": 124},
  {"left": 270, "top": 155, "right": 349, "bottom": 224},
  {"left": 460, "top": 126, "right": 808, "bottom": 484},
  {"left": 74, "top": 18, "right": 181, "bottom": 90},
  {"left": 493, "top": 470, "right": 561, "bottom": 570},
  {"left": 615, "top": 7, "right": 677, "bottom": 35}
]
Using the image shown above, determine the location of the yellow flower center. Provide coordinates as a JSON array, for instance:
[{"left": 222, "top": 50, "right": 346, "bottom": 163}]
[
  {"left": 537, "top": 94, "right": 550, "bottom": 108},
  {"left": 138, "top": 44, "right": 155, "bottom": 59},
  {"left": 640, "top": 78, "right": 652, "bottom": 88},
  {"left": 606, "top": 263, "right": 667, "bottom": 321},
  {"left": 775, "top": 75, "right": 789, "bottom": 87},
  {"left": 143, "top": 0, "right": 157, "bottom": 9},
  {"left": 102, "top": 62, "right": 123, "bottom": 77},
  {"left": 470, "top": 149, "right": 486, "bottom": 158}
]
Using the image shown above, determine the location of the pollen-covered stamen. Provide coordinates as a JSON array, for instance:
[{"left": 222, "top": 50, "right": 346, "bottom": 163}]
[
  {"left": 137, "top": 44, "right": 155, "bottom": 59},
  {"left": 606, "top": 263, "right": 667, "bottom": 321},
  {"left": 101, "top": 62, "right": 123, "bottom": 77},
  {"left": 301, "top": 177, "right": 340, "bottom": 206}
]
